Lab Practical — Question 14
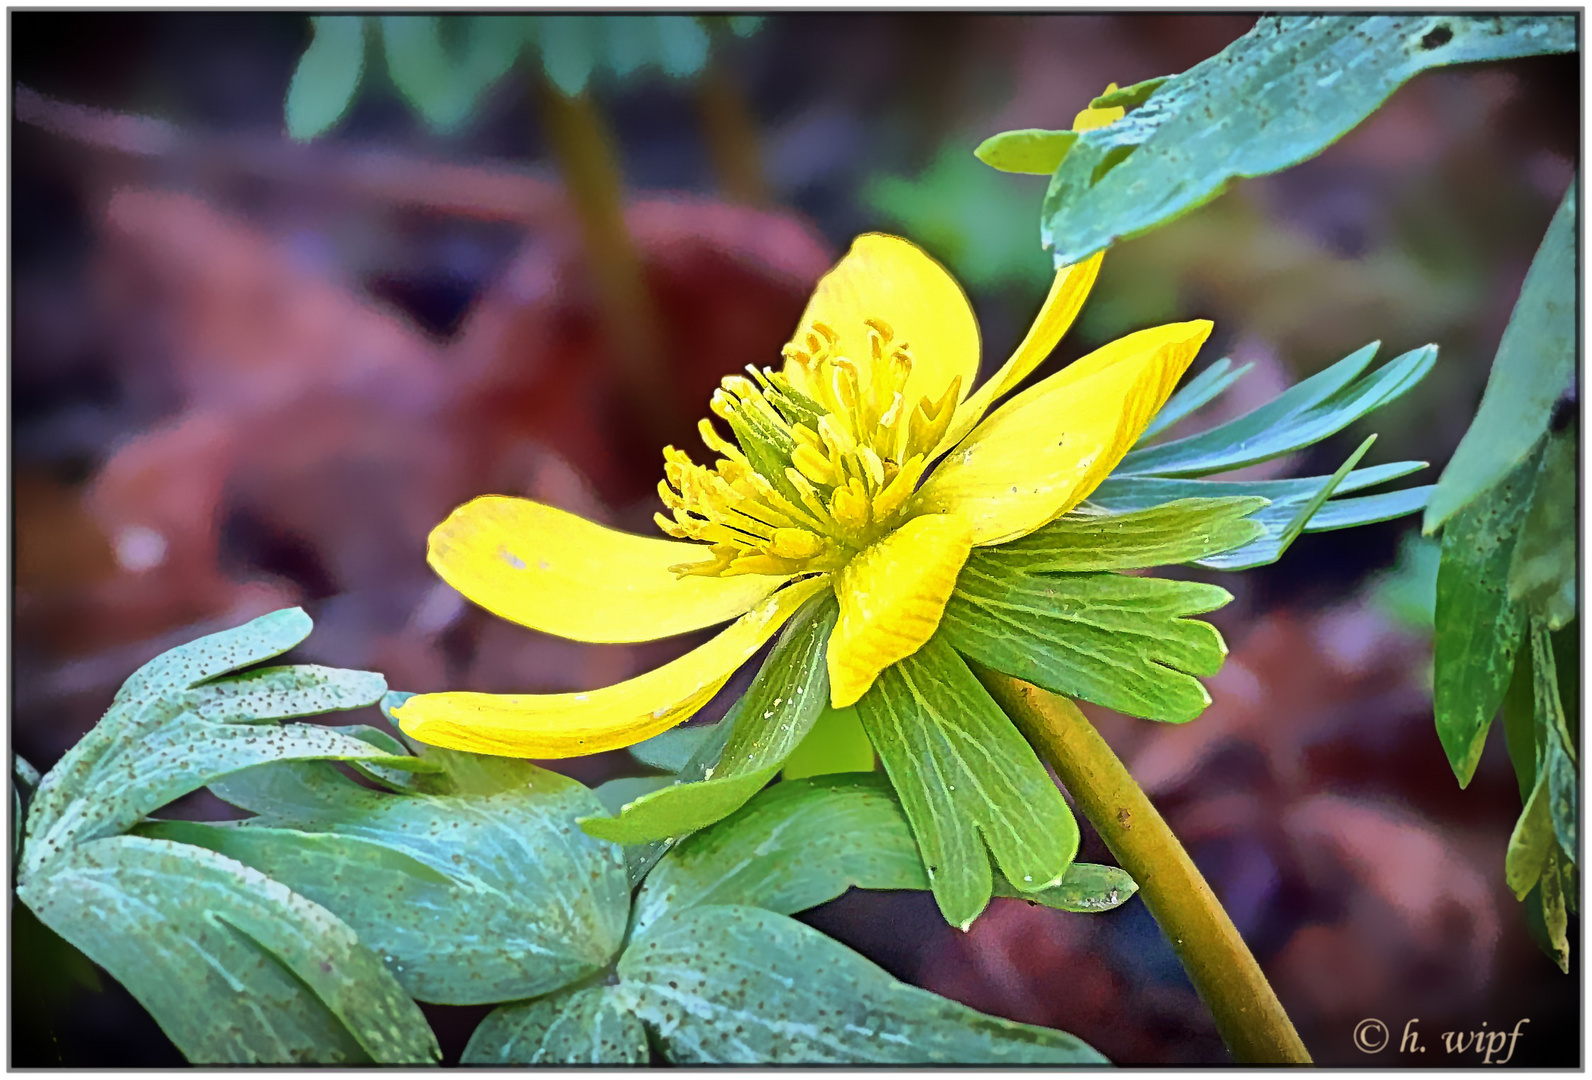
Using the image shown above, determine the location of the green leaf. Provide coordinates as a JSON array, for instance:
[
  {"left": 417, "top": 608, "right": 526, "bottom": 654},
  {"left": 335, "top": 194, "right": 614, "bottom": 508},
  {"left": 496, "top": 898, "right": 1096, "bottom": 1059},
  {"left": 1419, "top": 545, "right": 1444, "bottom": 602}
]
[
  {"left": 379, "top": 15, "right": 522, "bottom": 131},
  {"left": 464, "top": 985, "right": 647, "bottom": 1065},
  {"left": 594, "top": 774, "right": 675, "bottom": 815},
  {"left": 1093, "top": 460, "right": 1426, "bottom": 512},
  {"left": 1135, "top": 357, "right": 1254, "bottom": 444},
  {"left": 24, "top": 611, "right": 402, "bottom": 877},
  {"left": 1506, "top": 766, "right": 1554, "bottom": 899},
  {"left": 781, "top": 704, "right": 876, "bottom": 780},
  {"left": 1530, "top": 618, "right": 1577, "bottom": 864},
  {"left": 629, "top": 722, "right": 720, "bottom": 773},
  {"left": 1433, "top": 447, "right": 1542, "bottom": 785},
  {"left": 1089, "top": 75, "right": 1168, "bottom": 110},
  {"left": 851, "top": 637, "right": 1080, "bottom": 929},
  {"left": 654, "top": 14, "right": 711, "bottom": 77},
  {"left": 177, "top": 762, "right": 629, "bottom": 1006},
  {"left": 633, "top": 773, "right": 1134, "bottom": 939},
  {"left": 1426, "top": 182, "right": 1575, "bottom": 531},
  {"left": 983, "top": 497, "right": 1265, "bottom": 573},
  {"left": 14, "top": 754, "right": 41, "bottom": 790},
  {"left": 1199, "top": 435, "right": 1378, "bottom": 571},
  {"left": 537, "top": 15, "right": 601, "bottom": 96},
  {"left": 1540, "top": 848, "right": 1570, "bottom": 972},
  {"left": 1298, "top": 484, "right": 1433, "bottom": 533},
  {"left": 577, "top": 594, "right": 836, "bottom": 847},
  {"left": 864, "top": 143, "right": 1052, "bottom": 294},
  {"left": 974, "top": 128, "right": 1078, "bottom": 175},
  {"left": 1042, "top": 15, "right": 1576, "bottom": 264},
  {"left": 1510, "top": 428, "right": 1577, "bottom": 629},
  {"left": 1116, "top": 342, "right": 1435, "bottom": 478},
  {"left": 285, "top": 15, "right": 367, "bottom": 141},
  {"left": 18, "top": 836, "right": 439, "bottom": 1064},
  {"left": 944, "top": 561, "right": 1231, "bottom": 723},
  {"left": 618, "top": 905, "right": 1107, "bottom": 1064}
]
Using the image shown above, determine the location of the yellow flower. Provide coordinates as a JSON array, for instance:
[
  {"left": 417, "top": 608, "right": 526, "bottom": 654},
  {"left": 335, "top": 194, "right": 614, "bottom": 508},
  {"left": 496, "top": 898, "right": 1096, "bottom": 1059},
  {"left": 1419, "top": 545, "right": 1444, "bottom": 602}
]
[{"left": 392, "top": 227, "right": 1209, "bottom": 757}]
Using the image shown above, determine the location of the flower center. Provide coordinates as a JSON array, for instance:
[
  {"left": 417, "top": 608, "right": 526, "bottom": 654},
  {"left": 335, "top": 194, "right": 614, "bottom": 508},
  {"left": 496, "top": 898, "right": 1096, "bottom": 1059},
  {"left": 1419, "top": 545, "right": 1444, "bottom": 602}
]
[{"left": 657, "top": 319, "right": 961, "bottom": 577}]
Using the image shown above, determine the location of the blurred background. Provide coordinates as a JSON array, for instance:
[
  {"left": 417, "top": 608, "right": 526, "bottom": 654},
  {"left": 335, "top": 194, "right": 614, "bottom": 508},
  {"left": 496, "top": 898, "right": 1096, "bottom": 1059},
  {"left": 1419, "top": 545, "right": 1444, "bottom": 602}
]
[{"left": 12, "top": 11, "right": 1578, "bottom": 1067}]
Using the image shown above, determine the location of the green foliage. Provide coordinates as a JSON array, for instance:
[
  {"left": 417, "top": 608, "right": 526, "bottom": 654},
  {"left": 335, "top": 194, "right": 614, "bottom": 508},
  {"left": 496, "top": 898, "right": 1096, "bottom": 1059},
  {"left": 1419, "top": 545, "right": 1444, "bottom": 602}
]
[
  {"left": 852, "top": 637, "right": 1081, "bottom": 929},
  {"left": 20, "top": 837, "right": 437, "bottom": 1064},
  {"left": 780, "top": 704, "right": 875, "bottom": 779},
  {"left": 974, "top": 128, "right": 1078, "bottom": 176},
  {"left": 1030, "top": 14, "right": 1575, "bottom": 264},
  {"left": 1426, "top": 185, "right": 1575, "bottom": 532},
  {"left": 464, "top": 985, "right": 648, "bottom": 1065},
  {"left": 1135, "top": 356, "right": 1254, "bottom": 444},
  {"left": 944, "top": 559, "right": 1233, "bottom": 724},
  {"left": 631, "top": 774, "right": 1133, "bottom": 940},
  {"left": 617, "top": 905, "right": 1106, "bottom": 1064},
  {"left": 286, "top": 14, "right": 760, "bottom": 139},
  {"left": 1509, "top": 427, "right": 1577, "bottom": 630},
  {"left": 580, "top": 593, "right": 836, "bottom": 846},
  {"left": 284, "top": 15, "right": 366, "bottom": 140},
  {"left": 1433, "top": 448, "right": 1541, "bottom": 786},
  {"left": 1369, "top": 532, "right": 1441, "bottom": 633},
  {"left": 864, "top": 142, "right": 1053, "bottom": 294},
  {"left": 985, "top": 496, "right": 1266, "bottom": 572},
  {"left": 1089, "top": 76, "right": 1169, "bottom": 111},
  {"left": 15, "top": 610, "right": 442, "bottom": 1064},
  {"left": 143, "top": 758, "right": 630, "bottom": 1006}
]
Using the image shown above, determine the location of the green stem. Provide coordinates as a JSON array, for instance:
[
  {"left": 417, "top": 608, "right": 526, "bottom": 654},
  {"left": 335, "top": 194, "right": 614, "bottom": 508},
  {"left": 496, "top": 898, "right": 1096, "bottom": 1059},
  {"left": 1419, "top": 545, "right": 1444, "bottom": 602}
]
[
  {"left": 977, "top": 670, "right": 1312, "bottom": 1065},
  {"left": 695, "top": 58, "right": 769, "bottom": 207},
  {"left": 533, "top": 78, "right": 678, "bottom": 442}
]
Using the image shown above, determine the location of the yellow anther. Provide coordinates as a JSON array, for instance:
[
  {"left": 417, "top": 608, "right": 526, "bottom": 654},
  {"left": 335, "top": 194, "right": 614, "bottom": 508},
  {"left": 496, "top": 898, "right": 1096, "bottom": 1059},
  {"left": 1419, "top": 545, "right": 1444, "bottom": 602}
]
[
  {"left": 830, "top": 479, "right": 872, "bottom": 535},
  {"left": 769, "top": 528, "right": 824, "bottom": 560}
]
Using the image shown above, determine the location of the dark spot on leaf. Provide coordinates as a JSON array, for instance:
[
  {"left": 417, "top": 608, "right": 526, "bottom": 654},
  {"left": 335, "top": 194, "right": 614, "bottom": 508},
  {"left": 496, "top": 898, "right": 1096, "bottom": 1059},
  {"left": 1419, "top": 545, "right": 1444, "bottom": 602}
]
[{"left": 1420, "top": 24, "right": 1453, "bottom": 48}]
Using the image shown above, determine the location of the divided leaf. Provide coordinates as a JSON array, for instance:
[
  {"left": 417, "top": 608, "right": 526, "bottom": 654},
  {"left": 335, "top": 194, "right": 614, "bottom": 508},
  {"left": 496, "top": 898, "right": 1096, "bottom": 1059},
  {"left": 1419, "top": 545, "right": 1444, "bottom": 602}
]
[
  {"left": 618, "top": 905, "right": 1107, "bottom": 1064},
  {"left": 851, "top": 637, "right": 1081, "bottom": 929},
  {"left": 633, "top": 774, "right": 1134, "bottom": 940},
  {"left": 464, "top": 985, "right": 647, "bottom": 1066},
  {"left": 18, "top": 836, "right": 439, "bottom": 1065},
  {"left": 173, "top": 759, "right": 629, "bottom": 1005},
  {"left": 944, "top": 559, "right": 1231, "bottom": 723},
  {"left": 982, "top": 496, "right": 1265, "bottom": 572},
  {"left": 1041, "top": 14, "right": 1575, "bottom": 263}
]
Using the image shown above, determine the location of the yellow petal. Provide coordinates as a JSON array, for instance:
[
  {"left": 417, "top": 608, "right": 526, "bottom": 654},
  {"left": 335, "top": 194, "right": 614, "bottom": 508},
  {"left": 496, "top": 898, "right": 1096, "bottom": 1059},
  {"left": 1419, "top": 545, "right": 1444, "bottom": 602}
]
[
  {"left": 428, "top": 496, "right": 787, "bottom": 644},
  {"left": 786, "top": 234, "right": 979, "bottom": 411},
  {"left": 1073, "top": 103, "right": 1125, "bottom": 132},
  {"left": 913, "top": 321, "right": 1212, "bottom": 546},
  {"left": 828, "top": 514, "right": 973, "bottom": 708},
  {"left": 393, "top": 576, "right": 829, "bottom": 758},
  {"left": 936, "top": 251, "right": 1104, "bottom": 454}
]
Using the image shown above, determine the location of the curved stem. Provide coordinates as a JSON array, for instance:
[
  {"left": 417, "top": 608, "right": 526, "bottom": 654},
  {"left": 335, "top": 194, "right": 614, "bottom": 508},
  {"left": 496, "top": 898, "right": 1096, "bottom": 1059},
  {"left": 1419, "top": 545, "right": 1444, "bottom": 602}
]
[{"left": 976, "top": 670, "right": 1312, "bottom": 1065}]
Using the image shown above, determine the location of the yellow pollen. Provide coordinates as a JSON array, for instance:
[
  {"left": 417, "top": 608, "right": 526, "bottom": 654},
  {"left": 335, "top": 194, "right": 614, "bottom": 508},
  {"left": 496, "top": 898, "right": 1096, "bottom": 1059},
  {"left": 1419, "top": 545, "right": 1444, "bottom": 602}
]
[{"left": 658, "top": 316, "right": 960, "bottom": 578}]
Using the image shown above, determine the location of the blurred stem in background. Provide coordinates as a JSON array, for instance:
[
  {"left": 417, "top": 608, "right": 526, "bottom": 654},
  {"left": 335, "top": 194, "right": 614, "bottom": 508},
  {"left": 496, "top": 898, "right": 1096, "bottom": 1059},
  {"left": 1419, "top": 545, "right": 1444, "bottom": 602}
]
[
  {"left": 532, "top": 75, "right": 678, "bottom": 443},
  {"left": 978, "top": 669, "right": 1312, "bottom": 1066},
  {"left": 696, "top": 40, "right": 769, "bottom": 206}
]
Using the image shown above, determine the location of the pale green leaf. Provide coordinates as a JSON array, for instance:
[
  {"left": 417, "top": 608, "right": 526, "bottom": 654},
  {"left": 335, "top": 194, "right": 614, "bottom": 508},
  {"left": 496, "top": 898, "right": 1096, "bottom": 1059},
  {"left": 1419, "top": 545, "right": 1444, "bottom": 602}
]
[
  {"left": 285, "top": 15, "right": 367, "bottom": 141},
  {"left": 1043, "top": 15, "right": 1576, "bottom": 264},
  {"left": 578, "top": 593, "right": 836, "bottom": 847},
  {"left": 594, "top": 774, "right": 675, "bottom": 815},
  {"left": 781, "top": 704, "right": 876, "bottom": 780},
  {"left": 974, "top": 128, "right": 1078, "bottom": 175},
  {"left": 618, "top": 905, "right": 1107, "bottom": 1064},
  {"left": 1433, "top": 447, "right": 1541, "bottom": 785},
  {"left": 1093, "top": 460, "right": 1426, "bottom": 512},
  {"left": 18, "top": 836, "right": 438, "bottom": 1064},
  {"left": 944, "top": 561, "right": 1231, "bottom": 723},
  {"left": 537, "top": 15, "right": 601, "bottom": 96},
  {"left": 982, "top": 497, "right": 1265, "bottom": 573},
  {"left": 1530, "top": 618, "right": 1577, "bottom": 864},
  {"left": 629, "top": 722, "right": 721, "bottom": 773},
  {"left": 464, "top": 985, "right": 647, "bottom": 1065},
  {"left": 184, "top": 761, "right": 628, "bottom": 1006},
  {"left": 380, "top": 15, "right": 521, "bottom": 131},
  {"left": 851, "top": 637, "right": 1080, "bottom": 929},
  {"left": 1089, "top": 75, "right": 1169, "bottom": 110},
  {"left": 1541, "top": 848, "right": 1570, "bottom": 972},
  {"left": 1427, "top": 183, "right": 1575, "bottom": 531},
  {"left": 632, "top": 773, "right": 1134, "bottom": 939},
  {"left": 1506, "top": 768, "right": 1554, "bottom": 899}
]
